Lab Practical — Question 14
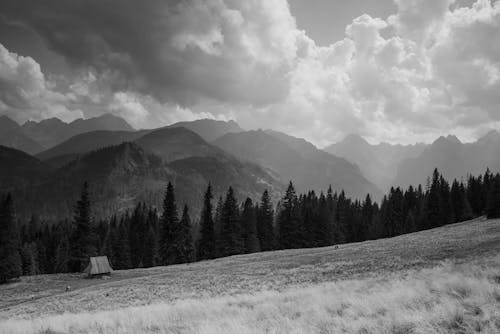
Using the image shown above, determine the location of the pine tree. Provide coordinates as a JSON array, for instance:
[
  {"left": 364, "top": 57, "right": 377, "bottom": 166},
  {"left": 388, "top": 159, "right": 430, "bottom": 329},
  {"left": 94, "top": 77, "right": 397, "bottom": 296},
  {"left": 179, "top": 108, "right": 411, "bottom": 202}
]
[
  {"left": 116, "top": 215, "right": 132, "bottom": 269},
  {"left": 335, "top": 191, "right": 349, "bottom": 242},
  {"left": 21, "top": 242, "right": 39, "bottom": 276},
  {"left": 218, "top": 187, "right": 243, "bottom": 257},
  {"left": 486, "top": 174, "right": 500, "bottom": 219},
  {"left": 196, "top": 184, "right": 216, "bottom": 260},
  {"left": 426, "top": 169, "right": 442, "bottom": 229},
  {"left": 129, "top": 203, "right": 147, "bottom": 267},
  {"left": 159, "top": 182, "right": 179, "bottom": 265},
  {"left": 278, "top": 182, "right": 301, "bottom": 249},
  {"left": 170, "top": 205, "right": 196, "bottom": 264},
  {"left": 257, "top": 190, "right": 275, "bottom": 251},
  {"left": 0, "top": 194, "right": 22, "bottom": 283},
  {"left": 438, "top": 176, "right": 452, "bottom": 226},
  {"left": 69, "top": 182, "right": 95, "bottom": 272},
  {"left": 361, "top": 194, "right": 373, "bottom": 240},
  {"left": 321, "top": 192, "right": 335, "bottom": 246},
  {"left": 241, "top": 198, "right": 260, "bottom": 253},
  {"left": 54, "top": 235, "right": 70, "bottom": 273}
]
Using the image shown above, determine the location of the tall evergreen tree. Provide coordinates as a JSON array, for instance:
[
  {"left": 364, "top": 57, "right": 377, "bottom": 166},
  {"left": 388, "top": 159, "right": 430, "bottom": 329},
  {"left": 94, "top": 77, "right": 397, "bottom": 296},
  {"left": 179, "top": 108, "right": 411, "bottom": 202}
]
[
  {"left": 118, "top": 215, "right": 132, "bottom": 269},
  {"left": 0, "top": 194, "right": 22, "bottom": 283},
  {"left": 257, "top": 190, "right": 275, "bottom": 251},
  {"left": 218, "top": 187, "right": 243, "bottom": 257},
  {"left": 425, "top": 169, "right": 442, "bottom": 229},
  {"left": 54, "top": 235, "right": 70, "bottom": 273},
  {"left": 487, "top": 174, "right": 500, "bottom": 219},
  {"left": 170, "top": 205, "right": 196, "bottom": 264},
  {"left": 21, "top": 242, "right": 39, "bottom": 276},
  {"left": 197, "top": 184, "right": 216, "bottom": 260},
  {"left": 129, "top": 203, "right": 147, "bottom": 267},
  {"left": 159, "top": 182, "right": 179, "bottom": 265},
  {"left": 278, "top": 182, "right": 301, "bottom": 249},
  {"left": 438, "top": 176, "right": 452, "bottom": 226},
  {"left": 241, "top": 198, "right": 260, "bottom": 253},
  {"left": 69, "top": 182, "right": 95, "bottom": 272}
]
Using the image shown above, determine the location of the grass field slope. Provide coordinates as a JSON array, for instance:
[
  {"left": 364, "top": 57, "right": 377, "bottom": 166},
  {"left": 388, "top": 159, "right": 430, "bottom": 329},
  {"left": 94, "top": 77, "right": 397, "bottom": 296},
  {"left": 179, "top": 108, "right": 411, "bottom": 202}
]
[{"left": 1, "top": 218, "right": 500, "bottom": 334}]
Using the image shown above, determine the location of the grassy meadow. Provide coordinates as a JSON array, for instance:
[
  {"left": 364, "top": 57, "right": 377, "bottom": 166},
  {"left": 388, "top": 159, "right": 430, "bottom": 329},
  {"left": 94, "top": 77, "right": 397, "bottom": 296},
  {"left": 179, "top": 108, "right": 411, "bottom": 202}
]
[{"left": 1, "top": 217, "right": 499, "bottom": 334}]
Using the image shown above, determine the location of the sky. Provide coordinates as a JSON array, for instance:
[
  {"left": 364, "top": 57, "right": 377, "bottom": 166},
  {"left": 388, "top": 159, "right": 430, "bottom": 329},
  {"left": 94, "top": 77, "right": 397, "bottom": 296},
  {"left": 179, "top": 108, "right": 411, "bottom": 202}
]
[{"left": 0, "top": 0, "right": 499, "bottom": 146}]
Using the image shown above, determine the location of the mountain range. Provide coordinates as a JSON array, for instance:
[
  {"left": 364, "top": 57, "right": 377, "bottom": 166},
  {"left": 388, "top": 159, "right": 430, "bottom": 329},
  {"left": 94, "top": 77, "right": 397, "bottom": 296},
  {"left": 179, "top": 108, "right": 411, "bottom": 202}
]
[
  {"left": 325, "top": 132, "right": 500, "bottom": 190},
  {"left": 393, "top": 132, "right": 500, "bottom": 187},
  {"left": 325, "top": 134, "right": 426, "bottom": 190},
  {"left": 0, "top": 113, "right": 135, "bottom": 153},
  {"left": 214, "top": 130, "right": 381, "bottom": 200},
  {"left": 1, "top": 126, "right": 283, "bottom": 220},
  {"left": 2, "top": 111, "right": 499, "bottom": 220}
]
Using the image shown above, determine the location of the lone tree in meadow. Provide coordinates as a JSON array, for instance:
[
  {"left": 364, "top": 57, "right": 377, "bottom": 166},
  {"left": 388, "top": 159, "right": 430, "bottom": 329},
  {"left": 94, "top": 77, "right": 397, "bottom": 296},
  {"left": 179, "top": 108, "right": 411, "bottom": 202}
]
[
  {"left": 486, "top": 174, "right": 500, "bottom": 219},
  {"left": 0, "top": 194, "right": 22, "bottom": 283},
  {"left": 69, "top": 182, "right": 95, "bottom": 272},
  {"left": 197, "top": 184, "right": 216, "bottom": 260}
]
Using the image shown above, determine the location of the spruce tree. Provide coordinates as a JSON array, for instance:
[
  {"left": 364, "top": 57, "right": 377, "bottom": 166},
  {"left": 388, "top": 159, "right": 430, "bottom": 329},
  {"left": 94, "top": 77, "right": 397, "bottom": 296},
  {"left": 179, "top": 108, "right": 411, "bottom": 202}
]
[
  {"left": 438, "top": 176, "right": 452, "bottom": 226},
  {"left": 0, "top": 194, "right": 22, "bottom": 283},
  {"left": 197, "top": 184, "right": 216, "bottom": 260},
  {"left": 486, "top": 174, "right": 500, "bottom": 219},
  {"left": 278, "top": 182, "right": 301, "bottom": 249},
  {"left": 257, "top": 190, "right": 275, "bottom": 251},
  {"left": 361, "top": 194, "right": 373, "bottom": 240},
  {"left": 54, "top": 235, "right": 70, "bottom": 273},
  {"left": 174, "top": 205, "right": 195, "bottom": 264},
  {"left": 116, "top": 215, "right": 132, "bottom": 269},
  {"left": 315, "top": 193, "right": 334, "bottom": 247},
  {"left": 159, "top": 182, "right": 179, "bottom": 265},
  {"left": 21, "top": 242, "right": 39, "bottom": 276},
  {"left": 129, "top": 203, "right": 147, "bottom": 267},
  {"left": 241, "top": 198, "right": 260, "bottom": 253},
  {"left": 69, "top": 182, "right": 94, "bottom": 272},
  {"left": 426, "top": 169, "right": 442, "bottom": 229},
  {"left": 218, "top": 187, "right": 243, "bottom": 257}
]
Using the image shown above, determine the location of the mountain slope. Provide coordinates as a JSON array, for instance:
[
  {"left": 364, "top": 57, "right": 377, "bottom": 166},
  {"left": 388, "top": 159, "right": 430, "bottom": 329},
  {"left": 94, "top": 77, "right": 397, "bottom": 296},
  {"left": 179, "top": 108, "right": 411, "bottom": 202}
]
[
  {"left": 325, "top": 134, "right": 426, "bottom": 190},
  {"left": 168, "top": 119, "right": 243, "bottom": 142},
  {"left": 135, "top": 127, "right": 226, "bottom": 162},
  {"left": 13, "top": 141, "right": 283, "bottom": 220},
  {"left": 22, "top": 113, "right": 134, "bottom": 148},
  {"left": 2, "top": 217, "right": 498, "bottom": 332},
  {"left": 394, "top": 133, "right": 500, "bottom": 187},
  {"left": 36, "top": 130, "right": 148, "bottom": 162},
  {"left": 0, "top": 145, "right": 51, "bottom": 190},
  {"left": 35, "top": 119, "right": 244, "bottom": 163},
  {"left": 214, "top": 130, "right": 381, "bottom": 200},
  {"left": 0, "top": 116, "right": 44, "bottom": 154}
]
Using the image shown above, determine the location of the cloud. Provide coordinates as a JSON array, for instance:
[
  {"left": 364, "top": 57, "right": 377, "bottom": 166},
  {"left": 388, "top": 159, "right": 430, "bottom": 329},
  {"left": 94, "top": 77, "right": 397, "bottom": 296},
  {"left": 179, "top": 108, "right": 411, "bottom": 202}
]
[
  {"left": 0, "top": 42, "right": 83, "bottom": 123},
  {"left": 0, "top": 0, "right": 312, "bottom": 106},
  {"left": 0, "top": 0, "right": 500, "bottom": 145}
]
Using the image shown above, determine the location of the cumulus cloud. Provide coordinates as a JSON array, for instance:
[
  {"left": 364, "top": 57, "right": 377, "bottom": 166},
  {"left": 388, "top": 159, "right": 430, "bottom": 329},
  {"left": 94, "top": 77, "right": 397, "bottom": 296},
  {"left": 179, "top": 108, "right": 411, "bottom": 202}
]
[
  {"left": 0, "top": 0, "right": 499, "bottom": 145},
  {"left": 0, "top": 43, "right": 83, "bottom": 123}
]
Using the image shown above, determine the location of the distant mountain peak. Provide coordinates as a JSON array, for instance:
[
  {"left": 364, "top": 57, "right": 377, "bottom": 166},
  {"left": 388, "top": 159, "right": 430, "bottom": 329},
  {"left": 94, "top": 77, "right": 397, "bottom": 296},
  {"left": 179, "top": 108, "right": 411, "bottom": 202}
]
[
  {"left": 340, "top": 134, "right": 370, "bottom": 146},
  {"left": 0, "top": 115, "right": 19, "bottom": 126},
  {"left": 168, "top": 118, "right": 243, "bottom": 142},
  {"left": 477, "top": 130, "right": 500, "bottom": 144},
  {"left": 433, "top": 135, "right": 461, "bottom": 146}
]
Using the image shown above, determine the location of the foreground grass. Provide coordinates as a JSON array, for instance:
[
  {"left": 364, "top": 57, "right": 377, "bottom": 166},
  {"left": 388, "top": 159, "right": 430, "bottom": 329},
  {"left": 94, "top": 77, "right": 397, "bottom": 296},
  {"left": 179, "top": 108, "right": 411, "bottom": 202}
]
[
  {"left": 1, "top": 218, "right": 500, "bottom": 333},
  {"left": 2, "top": 256, "right": 500, "bottom": 334}
]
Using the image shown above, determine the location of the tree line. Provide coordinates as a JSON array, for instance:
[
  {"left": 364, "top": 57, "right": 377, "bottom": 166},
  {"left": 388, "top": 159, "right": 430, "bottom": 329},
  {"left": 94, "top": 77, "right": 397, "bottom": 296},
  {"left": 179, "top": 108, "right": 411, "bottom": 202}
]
[{"left": 1, "top": 168, "right": 500, "bottom": 283}]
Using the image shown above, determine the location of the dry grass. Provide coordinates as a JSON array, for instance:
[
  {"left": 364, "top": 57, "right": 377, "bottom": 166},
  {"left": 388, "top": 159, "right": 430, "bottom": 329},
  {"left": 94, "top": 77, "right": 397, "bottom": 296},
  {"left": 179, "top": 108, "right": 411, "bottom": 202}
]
[{"left": 1, "top": 218, "right": 500, "bottom": 334}]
